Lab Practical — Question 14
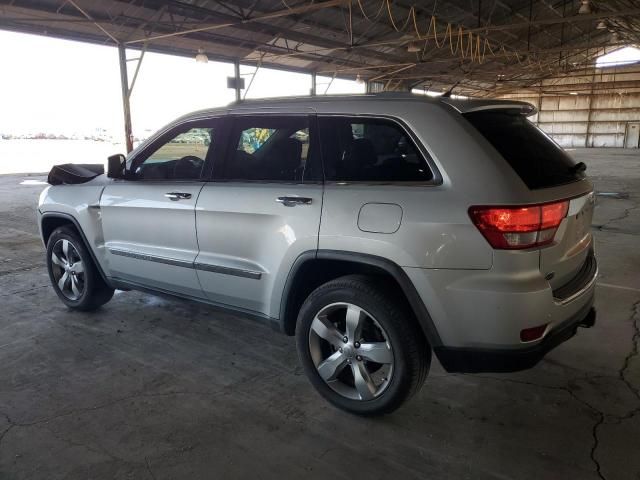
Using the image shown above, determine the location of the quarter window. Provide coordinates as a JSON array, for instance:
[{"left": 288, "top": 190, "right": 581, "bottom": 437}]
[
  {"left": 318, "top": 117, "right": 433, "bottom": 182},
  {"left": 132, "top": 125, "right": 214, "bottom": 180},
  {"left": 221, "top": 116, "right": 315, "bottom": 182}
]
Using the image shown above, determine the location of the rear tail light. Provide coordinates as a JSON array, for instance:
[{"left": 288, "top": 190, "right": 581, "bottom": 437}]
[{"left": 469, "top": 200, "right": 569, "bottom": 250}]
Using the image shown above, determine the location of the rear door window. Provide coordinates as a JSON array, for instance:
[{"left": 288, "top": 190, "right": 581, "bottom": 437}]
[
  {"left": 318, "top": 117, "right": 433, "bottom": 182},
  {"left": 219, "top": 116, "right": 319, "bottom": 182},
  {"left": 464, "top": 110, "right": 585, "bottom": 189}
]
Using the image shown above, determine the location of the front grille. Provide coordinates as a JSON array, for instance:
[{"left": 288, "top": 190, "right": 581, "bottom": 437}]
[{"left": 552, "top": 252, "right": 597, "bottom": 302}]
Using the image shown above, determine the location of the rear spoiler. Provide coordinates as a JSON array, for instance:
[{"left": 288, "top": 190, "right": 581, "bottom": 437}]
[
  {"left": 441, "top": 98, "right": 537, "bottom": 117},
  {"left": 48, "top": 164, "right": 104, "bottom": 185}
]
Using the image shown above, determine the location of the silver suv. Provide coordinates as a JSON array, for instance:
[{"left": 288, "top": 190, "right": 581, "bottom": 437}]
[{"left": 37, "top": 93, "right": 597, "bottom": 415}]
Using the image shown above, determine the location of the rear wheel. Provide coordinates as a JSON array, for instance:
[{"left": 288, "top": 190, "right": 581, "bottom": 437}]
[
  {"left": 296, "top": 275, "right": 430, "bottom": 415},
  {"left": 46, "top": 226, "right": 114, "bottom": 311}
]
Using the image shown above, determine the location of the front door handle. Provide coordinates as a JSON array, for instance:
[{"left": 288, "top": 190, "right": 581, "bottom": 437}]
[
  {"left": 165, "top": 192, "right": 192, "bottom": 201},
  {"left": 276, "top": 196, "right": 313, "bottom": 207}
]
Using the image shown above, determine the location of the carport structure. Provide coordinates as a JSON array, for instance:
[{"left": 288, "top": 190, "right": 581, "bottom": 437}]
[
  {"left": 2, "top": 3, "right": 640, "bottom": 480},
  {"left": 2, "top": 0, "right": 640, "bottom": 150}
]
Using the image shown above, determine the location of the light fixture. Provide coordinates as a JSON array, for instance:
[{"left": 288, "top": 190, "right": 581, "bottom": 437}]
[
  {"left": 578, "top": 0, "right": 591, "bottom": 14},
  {"left": 355, "top": 73, "right": 364, "bottom": 84},
  {"left": 569, "top": 92, "right": 579, "bottom": 95},
  {"left": 596, "top": 20, "right": 607, "bottom": 29},
  {"left": 195, "top": 48, "right": 208, "bottom": 63},
  {"left": 407, "top": 42, "right": 420, "bottom": 53}
]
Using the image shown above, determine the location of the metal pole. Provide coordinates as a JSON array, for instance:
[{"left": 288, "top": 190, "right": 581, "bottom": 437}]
[
  {"left": 234, "top": 60, "right": 241, "bottom": 102},
  {"left": 118, "top": 44, "right": 133, "bottom": 153},
  {"left": 311, "top": 72, "right": 317, "bottom": 96},
  {"left": 585, "top": 69, "right": 596, "bottom": 148}
]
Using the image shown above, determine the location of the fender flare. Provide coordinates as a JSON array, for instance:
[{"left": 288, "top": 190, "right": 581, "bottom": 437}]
[
  {"left": 280, "top": 249, "right": 443, "bottom": 347},
  {"left": 40, "top": 211, "right": 113, "bottom": 288}
]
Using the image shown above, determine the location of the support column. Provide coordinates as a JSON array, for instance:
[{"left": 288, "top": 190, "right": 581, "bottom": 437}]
[
  {"left": 118, "top": 44, "right": 133, "bottom": 153},
  {"left": 234, "top": 60, "right": 241, "bottom": 102},
  {"left": 585, "top": 69, "right": 596, "bottom": 148},
  {"left": 311, "top": 72, "right": 317, "bottom": 96},
  {"left": 535, "top": 81, "right": 542, "bottom": 127}
]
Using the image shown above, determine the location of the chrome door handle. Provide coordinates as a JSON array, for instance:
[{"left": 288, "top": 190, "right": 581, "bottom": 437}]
[
  {"left": 165, "top": 192, "right": 192, "bottom": 201},
  {"left": 276, "top": 196, "right": 312, "bottom": 207}
]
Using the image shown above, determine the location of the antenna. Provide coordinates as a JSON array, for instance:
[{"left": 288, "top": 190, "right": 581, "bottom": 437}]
[{"left": 441, "top": 81, "right": 461, "bottom": 98}]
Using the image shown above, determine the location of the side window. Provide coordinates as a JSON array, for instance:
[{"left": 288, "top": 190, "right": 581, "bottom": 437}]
[
  {"left": 221, "top": 116, "right": 314, "bottom": 182},
  {"left": 132, "top": 125, "right": 214, "bottom": 180},
  {"left": 318, "top": 117, "right": 433, "bottom": 182},
  {"left": 238, "top": 128, "right": 276, "bottom": 154}
]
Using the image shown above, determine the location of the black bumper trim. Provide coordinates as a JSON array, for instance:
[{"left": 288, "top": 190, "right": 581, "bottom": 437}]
[
  {"left": 553, "top": 251, "right": 597, "bottom": 303},
  {"left": 434, "top": 299, "right": 596, "bottom": 373}
]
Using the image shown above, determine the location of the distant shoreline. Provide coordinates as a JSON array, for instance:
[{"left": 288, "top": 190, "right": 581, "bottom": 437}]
[
  {"left": 0, "top": 136, "right": 139, "bottom": 143},
  {"left": 0, "top": 138, "right": 127, "bottom": 175},
  {"left": 0, "top": 171, "right": 48, "bottom": 177}
]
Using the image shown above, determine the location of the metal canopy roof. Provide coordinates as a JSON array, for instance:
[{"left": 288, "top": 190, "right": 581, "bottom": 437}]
[{"left": 1, "top": 0, "right": 639, "bottom": 96}]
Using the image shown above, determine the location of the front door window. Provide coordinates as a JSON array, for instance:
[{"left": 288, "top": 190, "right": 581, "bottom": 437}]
[{"left": 133, "top": 126, "right": 214, "bottom": 180}]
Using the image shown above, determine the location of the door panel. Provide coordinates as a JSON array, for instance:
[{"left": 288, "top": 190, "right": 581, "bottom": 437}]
[
  {"left": 195, "top": 112, "right": 322, "bottom": 317},
  {"left": 195, "top": 183, "right": 321, "bottom": 314},
  {"left": 100, "top": 117, "right": 222, "bottom": 297},
  {"left": 101, "top": 183, "right": 204, "bottom": 297},
  {"left": 625, "top": 123, "right": 640, "bottom": 148}
]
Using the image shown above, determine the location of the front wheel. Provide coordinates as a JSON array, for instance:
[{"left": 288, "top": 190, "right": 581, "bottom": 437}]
[
  {"left": 46, "top": 226, "right": 114, "bottom": 311},
  {"left": 295, "top": 275, "right": 430, "bottom": 416}
]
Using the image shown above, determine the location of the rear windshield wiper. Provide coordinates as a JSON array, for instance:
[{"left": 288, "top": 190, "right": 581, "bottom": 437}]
[{"left": 569, "top": 161, "right": 586, "bottom": 174}]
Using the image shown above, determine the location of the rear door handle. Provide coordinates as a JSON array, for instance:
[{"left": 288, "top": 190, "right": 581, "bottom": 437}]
[
  {"left": 165, "top": 192, "right": 192, "bottom": 201},
  {"left": 276, "top": 196, "right": 313, "bottom": 207}
]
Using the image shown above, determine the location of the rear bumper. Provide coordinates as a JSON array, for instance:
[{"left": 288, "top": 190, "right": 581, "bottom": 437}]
[
  {"left": 434, "top": 299, "right": 595, "bottom": 373},
  {"left": 404, "top": 246, "right": 597, "bottom": 345}
]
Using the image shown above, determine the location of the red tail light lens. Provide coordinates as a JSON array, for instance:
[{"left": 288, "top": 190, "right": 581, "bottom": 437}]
[
  {"left": 469, "top": 200, "right": 569, "bottom": 250},
  {"left": 520, "top": 323, "right": 549, "bottom": 342}
]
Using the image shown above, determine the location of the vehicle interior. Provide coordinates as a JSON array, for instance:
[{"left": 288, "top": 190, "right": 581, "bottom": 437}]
[
  {"left": 133, "top": 127, "right": 212, "bottom": 180},
  {"left": 225, "top": 126, "right": 308, "bottom": 182},
  {"left": 323, "top": 118, "right": 434, "bottom": 182}
]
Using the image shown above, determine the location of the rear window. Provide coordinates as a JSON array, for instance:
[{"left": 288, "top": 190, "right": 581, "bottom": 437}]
[{"left": 464, "top": 110, "right": 585, "bottom": 189}]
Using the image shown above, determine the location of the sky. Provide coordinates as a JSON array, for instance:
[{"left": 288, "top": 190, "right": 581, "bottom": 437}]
[
  {"left": 595, "top": 46, "right": 640, "bottom": 68},
  {"left": 0, "top": 30, "right": 364, "bottom": 139},
  {"left": 3, "top": 30, "right": 637, "bottom": 141}
]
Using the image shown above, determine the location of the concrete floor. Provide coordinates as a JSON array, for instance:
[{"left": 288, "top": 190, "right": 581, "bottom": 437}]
[{"left": 0, "top": 148, "right": 638, "bottom": 480}]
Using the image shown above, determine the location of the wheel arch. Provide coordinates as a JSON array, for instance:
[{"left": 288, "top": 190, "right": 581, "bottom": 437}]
[
  {"left": 279, "top": 250, "right": 442, "bottom": 347},
  {"left": 40, "top": 212, "right": 112, "bottom": 287}
]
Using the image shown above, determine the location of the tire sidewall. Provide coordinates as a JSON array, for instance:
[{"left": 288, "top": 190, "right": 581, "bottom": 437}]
[
  {"left": 46, "top": 228, "right": 99, "bottom": 309},
  {"left": 296, "top": 281, "right": 421, "bottom": 415}
]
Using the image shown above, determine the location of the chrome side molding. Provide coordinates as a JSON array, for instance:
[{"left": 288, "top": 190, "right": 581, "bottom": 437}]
[{"left": 108, "top": 248, "right": 262, "bottom": 280}]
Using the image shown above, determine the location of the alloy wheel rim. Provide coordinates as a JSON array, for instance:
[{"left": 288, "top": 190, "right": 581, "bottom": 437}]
[
  {"left": 308, "top": 302, "right": 394, "bottom": 401},
  {"left": 51, "top": 239, "right": 85, "bottom": 301}
]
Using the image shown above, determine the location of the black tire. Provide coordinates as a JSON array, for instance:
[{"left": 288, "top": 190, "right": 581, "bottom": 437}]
[
  {"left": 46, "top": 226, "right": 114, "bottom": 311},
  {"left": 295, "top": 274, "right": 430, "bottom": 416}
]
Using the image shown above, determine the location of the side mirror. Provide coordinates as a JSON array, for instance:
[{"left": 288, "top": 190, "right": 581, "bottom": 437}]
[{"left": 107, "top": 154, "right": 127, "bottom": 179}]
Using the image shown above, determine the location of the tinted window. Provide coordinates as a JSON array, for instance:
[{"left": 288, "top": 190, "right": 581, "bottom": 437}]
[
  {"left": 318, "top": 117, "right": 433, "bottom": 182},
  {"left": 464, "top": 110, "right": 585, "bottom": 189},
  {"left": 133, "top": 125, "right": 213, "bottom": 180},
  {"left": 221, "top": 116, "right": 316, "bottom": 182}
]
